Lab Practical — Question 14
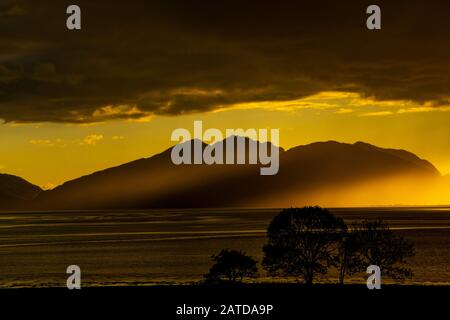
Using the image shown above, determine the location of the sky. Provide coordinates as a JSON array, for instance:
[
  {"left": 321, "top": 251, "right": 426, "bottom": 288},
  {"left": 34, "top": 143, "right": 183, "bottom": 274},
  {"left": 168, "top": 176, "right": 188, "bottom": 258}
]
[{"left": 1, "top": 0, "right": 450, "bottom": 188}]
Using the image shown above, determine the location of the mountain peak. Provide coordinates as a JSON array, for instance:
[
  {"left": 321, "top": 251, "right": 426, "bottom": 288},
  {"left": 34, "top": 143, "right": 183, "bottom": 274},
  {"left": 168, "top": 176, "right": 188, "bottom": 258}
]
[{"left": 0, "top": 173, "right": 42, "bottom": 208}]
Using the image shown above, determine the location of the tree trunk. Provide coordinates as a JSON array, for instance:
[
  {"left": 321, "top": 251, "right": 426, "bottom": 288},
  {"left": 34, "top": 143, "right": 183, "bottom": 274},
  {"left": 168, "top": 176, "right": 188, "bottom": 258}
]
[
  {"left": 305, "top": 269, "right": 314, "bottom": 285},
  {"left": 338, "top": 264, "right": 345, "bottom": 285},
  {"left": 338, "top": 241, "right": 347, "bottom": 285},
  {"left": 339, "top": 252, "right": 346, "bottom": 285}
]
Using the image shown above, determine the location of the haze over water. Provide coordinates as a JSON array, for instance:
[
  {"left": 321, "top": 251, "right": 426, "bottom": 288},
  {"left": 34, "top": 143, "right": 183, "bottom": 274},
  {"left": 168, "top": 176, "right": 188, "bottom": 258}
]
[{"left": 0, "top": 208, "right": 449, "bottom": 288}]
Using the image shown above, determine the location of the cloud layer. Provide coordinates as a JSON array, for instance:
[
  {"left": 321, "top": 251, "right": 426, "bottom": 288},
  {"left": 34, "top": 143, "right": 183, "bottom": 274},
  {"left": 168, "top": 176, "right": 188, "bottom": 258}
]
[{"left": 1, "top": 0, "right": 450, "bottom": 123}]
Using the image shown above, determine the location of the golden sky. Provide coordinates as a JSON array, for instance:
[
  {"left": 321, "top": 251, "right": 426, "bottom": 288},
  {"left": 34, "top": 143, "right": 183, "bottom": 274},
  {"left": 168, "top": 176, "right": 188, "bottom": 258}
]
[{"left": 2, "top": 91, "right": 450, "bottom": 188}]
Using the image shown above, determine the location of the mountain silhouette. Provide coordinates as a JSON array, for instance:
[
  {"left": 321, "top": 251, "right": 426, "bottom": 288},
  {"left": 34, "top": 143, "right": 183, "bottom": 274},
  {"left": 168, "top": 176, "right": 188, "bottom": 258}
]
[
  {"left": 0, "top": 173, "right": 42, "bottom": 209},
  {"left": 20, "top": 137, "right": 443, "bottom": 210}
]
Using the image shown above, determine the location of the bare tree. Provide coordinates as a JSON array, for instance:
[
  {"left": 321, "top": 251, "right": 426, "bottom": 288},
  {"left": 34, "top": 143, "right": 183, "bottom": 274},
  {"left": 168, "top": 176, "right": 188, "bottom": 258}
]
[{"left": 352, "top": 220, "right": 415, "bottom": 280}]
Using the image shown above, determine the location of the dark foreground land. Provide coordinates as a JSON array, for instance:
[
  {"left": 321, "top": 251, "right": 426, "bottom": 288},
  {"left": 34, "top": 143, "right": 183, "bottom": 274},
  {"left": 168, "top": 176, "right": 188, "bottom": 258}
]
[{"left": 1, "top": 284, "right": 448, "bottom": 318}]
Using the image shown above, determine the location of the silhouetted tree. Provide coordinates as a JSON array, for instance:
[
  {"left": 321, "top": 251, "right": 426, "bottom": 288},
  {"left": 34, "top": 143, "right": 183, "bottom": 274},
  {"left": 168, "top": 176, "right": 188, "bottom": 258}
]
[
  {"left": 352, "top": 220, "right": 415, "bottom": 280},
  {"left": 204, "top": 249, "right": 258, "bottom": 284},
  {"left": 263, "top": 207, "right": 347, "bottom": 284}
]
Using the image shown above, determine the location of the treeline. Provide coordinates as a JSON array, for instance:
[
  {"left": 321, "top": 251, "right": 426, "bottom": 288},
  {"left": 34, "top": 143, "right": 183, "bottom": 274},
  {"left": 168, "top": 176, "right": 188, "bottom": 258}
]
[{"left": 204, "top": 206, "right": 415, "bottom": 285}]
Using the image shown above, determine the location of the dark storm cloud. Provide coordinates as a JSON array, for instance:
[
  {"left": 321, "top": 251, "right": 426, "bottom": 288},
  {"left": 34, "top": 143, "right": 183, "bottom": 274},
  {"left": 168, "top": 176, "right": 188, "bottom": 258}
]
[{"left": 1, "top": 0, "right": 450, "bottom": 122}]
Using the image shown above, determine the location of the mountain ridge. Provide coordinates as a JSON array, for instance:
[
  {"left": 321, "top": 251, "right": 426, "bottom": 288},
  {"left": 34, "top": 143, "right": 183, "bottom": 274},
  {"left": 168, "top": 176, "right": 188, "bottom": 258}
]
[{"left": 0, "top": 139, "right": 445, "bottom": 210}]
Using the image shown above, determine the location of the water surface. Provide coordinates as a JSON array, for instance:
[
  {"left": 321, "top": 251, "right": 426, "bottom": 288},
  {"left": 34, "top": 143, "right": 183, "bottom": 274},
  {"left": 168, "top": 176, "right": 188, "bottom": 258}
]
[{"left": 0, "top": 208, "right": 449, "bottom": 287}]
